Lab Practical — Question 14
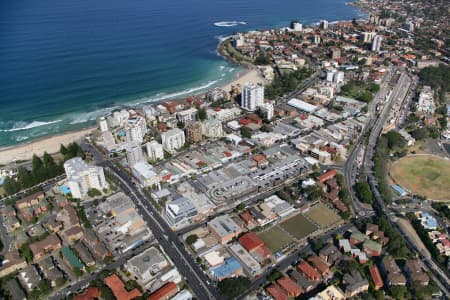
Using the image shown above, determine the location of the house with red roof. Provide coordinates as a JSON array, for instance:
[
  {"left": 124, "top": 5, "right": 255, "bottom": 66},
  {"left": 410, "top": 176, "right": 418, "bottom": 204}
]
[
  {"left": 266, "top": 284, "right": 288, "bottom": 300},
  {"left": 147, "top": 282, "right": 178, "bottom": 300},
  {"left": 239, "top": 211, "right": 255, "bottom": 227},
  {"left": 317, "top": 169, "right": 337, "bottom": 183},
  {"left": 73, "top": 287, "right": 100, "bottom": 300},
  {"left": 307, "top": 255, "right": 330, "bottom": 276},
  {"left": 297, "top": 261, "right": 321, "bottom": 281},
  {"left": 104, "top": 274, "right": 142, "bottom": 300},
  {"left": 238, "top": 232, "right": 272, "bottom": 261},
  {"left": 277, "top": 276, "right": 303, "bottom": 297},
  {"left": 369, "top": 265, "right": 384, "bottom": 290}
]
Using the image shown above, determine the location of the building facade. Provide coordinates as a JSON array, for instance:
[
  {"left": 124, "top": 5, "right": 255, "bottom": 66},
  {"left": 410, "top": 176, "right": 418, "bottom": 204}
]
[
  {"left": 64, "top": 157, "right": 108, "bottom": 199},
  {"left": 241, "top": 83, "right": 264, "bottom": 111}
]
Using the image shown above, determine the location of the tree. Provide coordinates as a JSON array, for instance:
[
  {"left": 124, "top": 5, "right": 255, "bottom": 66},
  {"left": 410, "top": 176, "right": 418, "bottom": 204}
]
[
  {"left": 355, "top": 181, "right": 373, "bottom": 204},
  {"left": 410, "top": 127, "right": 429, "bottom": 140},
  {"left": 186, "top": 234, "right": 198, "bottom": 245},
  {"left": 177, "top": 121, "right": 185, "bottom": 129},
  {"left": 385, "top": 131, "right": 407, "bottom": 152},
  {"left": 197, "top": 108, "right": 207, "bottom": 121},
  {"left": 19, "top": 244, "right": 33, "bottom": 263},
  {"left": 87, "top": 188, "right": 102, "bottom": 198},
  {"left": 17, "top": 167, "right": 35, "bottom": 188},
  {"left": 218, "top": 276, "right": 251, "bottom": 299},
  {"left": 240, "top": 127, "right": 252, "bottom": 138},
  {"left": 3, "top": 177, "right": 21, "bottom": 195},
  {"left": 267, "top": 269, "right": 283, "bottom": 282},
  {"left": 389, "top": 285, "right": 409, "bottom": 299},
  {"left": 254, "top": 53, "right": 270, "bottom": 65}
]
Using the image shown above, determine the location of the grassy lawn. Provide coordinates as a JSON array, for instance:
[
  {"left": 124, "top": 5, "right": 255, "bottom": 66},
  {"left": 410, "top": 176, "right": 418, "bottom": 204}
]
[
  {"left": 279, "top": 214, "right": 317, "bottom": 240},
  {"left": 305, "top": 203, "right": 341, "bottom": 228},
  {"left": 390, "top": 155, "right": 450, "bottom": 200},
  {"left": 257, "top": 226, "right": 294, "bottom": 253}
]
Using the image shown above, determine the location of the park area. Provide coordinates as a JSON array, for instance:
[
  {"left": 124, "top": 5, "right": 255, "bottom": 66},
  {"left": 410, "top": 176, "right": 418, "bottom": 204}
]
[
  {"left": 390, "top": 155, "right": 450, "bottom": 200},
  {"left": 257, "top": 226, "right": 294, "bottom": 253},
  {"left": 304, "top": 203, "right": 342, "bottom": 229},
  {"left": 279, "top": 213, "right": 317, "bottom": 240}
]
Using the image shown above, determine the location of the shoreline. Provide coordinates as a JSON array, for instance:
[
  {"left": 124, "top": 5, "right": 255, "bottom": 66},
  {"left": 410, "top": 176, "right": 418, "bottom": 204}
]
[
  {"left": 0, "top": 4, "right": 368, "bottom": 164},
  {"left": 0, "top": 68, "right": 264, "bottom": 165}
]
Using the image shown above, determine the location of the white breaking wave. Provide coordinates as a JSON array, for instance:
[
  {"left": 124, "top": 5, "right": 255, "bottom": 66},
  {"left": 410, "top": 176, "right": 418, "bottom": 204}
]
[
  {"left": 215, "top": 35, "right": 231, "bottom": 42},
  {"left": 214, "top": 21, "right": 246, "bottom": 27},
  {"left": 69, "top": 106, "right": 121, "bottom": 124},
  {"left": 132, "top": 80, "right": 220, "bottom": 106},
  {"left": 0, "top": 120, "right": 61, "bottom": 132}
]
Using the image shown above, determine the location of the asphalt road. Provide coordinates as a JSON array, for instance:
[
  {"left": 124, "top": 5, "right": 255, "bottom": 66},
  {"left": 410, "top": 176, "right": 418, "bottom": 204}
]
[
  {"left": 82, "top": 143, "right": 221, "bottom": 300},
  {"left": 359, "top": 73, "right": 450, "bottom": 296},
  {"left": 343, "top": 66, "right": 395, "bottom": 216}
]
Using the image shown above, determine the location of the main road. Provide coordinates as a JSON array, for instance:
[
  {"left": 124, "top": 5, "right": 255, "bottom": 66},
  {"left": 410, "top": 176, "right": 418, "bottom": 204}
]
[
  {"left": 343, "top": 66, "right": 395, "bottom": 216},
  {"left": 82, "top": 143, "right": 221, "bottom": 300},
  {"left": 359, "top": 73, "right": 450, "bottom": 295}
]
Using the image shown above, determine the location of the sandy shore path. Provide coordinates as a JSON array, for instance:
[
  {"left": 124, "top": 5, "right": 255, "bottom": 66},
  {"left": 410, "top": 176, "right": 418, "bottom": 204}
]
[{"left": 0, "top": 128, "right": 95, "bottom": 164}]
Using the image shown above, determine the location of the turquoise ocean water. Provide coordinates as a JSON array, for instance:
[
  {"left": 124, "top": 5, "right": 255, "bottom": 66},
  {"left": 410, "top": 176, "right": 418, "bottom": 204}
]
[{"left": 0, "top": 0, "right": 363, "bottom": 146}]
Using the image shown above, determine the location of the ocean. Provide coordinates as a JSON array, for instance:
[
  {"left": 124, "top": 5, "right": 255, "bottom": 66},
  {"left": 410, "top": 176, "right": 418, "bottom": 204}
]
[{"left": 0, "top": 0, "right": 363, "bottom": 147}]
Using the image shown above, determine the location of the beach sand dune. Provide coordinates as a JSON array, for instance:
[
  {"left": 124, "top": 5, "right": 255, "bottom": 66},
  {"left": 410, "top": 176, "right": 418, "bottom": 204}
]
[{"left": 0, "top": 128, "right": 94, "bottom": 164}]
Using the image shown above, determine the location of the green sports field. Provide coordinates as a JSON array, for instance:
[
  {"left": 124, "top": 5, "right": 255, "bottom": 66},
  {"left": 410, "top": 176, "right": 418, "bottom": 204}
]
[
  {"left": 390, "top": 155, "right": 450, "bottom": 200},
  {"left": 257, "top": 226, "right": 294, "bottom": 253},
  {"left": 279, "top": 214, "right": 317, "bottom": 240}
]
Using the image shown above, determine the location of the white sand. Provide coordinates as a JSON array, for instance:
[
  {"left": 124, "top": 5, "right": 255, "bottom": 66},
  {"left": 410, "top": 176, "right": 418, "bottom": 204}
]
[
  {"left": 221, "top": 68, "right": 266, "bottom": 93},
  {"left": 0, "top": 68, "right": 265, "bottom": 165},
  {"left": 0, "top": 128, "right": 95, "bottom": 164}
]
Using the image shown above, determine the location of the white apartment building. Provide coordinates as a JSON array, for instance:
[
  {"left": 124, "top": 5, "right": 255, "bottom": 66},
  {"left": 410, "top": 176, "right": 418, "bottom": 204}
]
[
  {"left": 64, "top": 157, "right": 108, "bottom": 199},
  {"left": 371, "top": 35, "right": 382, "bottom": 52},
  {"left": 132, "top": 161, "right": 160, "bottom": 188},
  {"left": 203, "top": 119, "right": 224, "bottom": 139},
  {"left": 241, "top": 83, "right": 264, "bottom": 111},
  {"left": 109, "top": 109, "right": 130, "bottom": 128},
  {"left": 291, "top": 21, "right": 303, "bottom": 31},
  {"left": 126, "top": 143, "right": 145, "bottom": 167},
  {"left": 98, "top": 117, "right": 109, "bottom": 132},
  {"left": 207, "top": 107, "right": 242, "bottom": 122},
  {"left": 161, "top": 128, "right": 185, "bottom": 153},
  {"left": 176, "top": 108, "right": 198, "bottom": 124},
  {"left": 146, "top": 140, "right": 164, "bottom": 161},
  {"left": 126, "top": 117, "right": 147, "bottom": 144},
  {"left": 259, "top": 102, "right": 274, "bottom": 120},
  {"left": 320, "top": 20, "right": 329, "bottom": 30}
]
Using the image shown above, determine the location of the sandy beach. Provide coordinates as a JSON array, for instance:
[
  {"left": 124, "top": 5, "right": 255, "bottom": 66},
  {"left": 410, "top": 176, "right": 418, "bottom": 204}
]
[
  {"left": 221, "top": 68, "right": 266, "bottom": 93},
  {"left": 0, "top": 68, "right": 265, "bottom": 165},
  {"left": 0, "top": 128, "right": 95, "bottom": 164}
]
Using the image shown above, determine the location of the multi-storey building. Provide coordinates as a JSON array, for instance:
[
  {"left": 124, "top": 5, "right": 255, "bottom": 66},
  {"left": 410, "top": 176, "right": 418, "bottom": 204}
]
[
  {"left": 64, "top": 157, "right": 108, "bottom": 199},
  {"left": 241, "top": 83, "right": 264, "bottom": 111},
  {"left": 185, "top": 122, "right": 203, "bottom": 143},
  {"left": 161, "top": 128, "right": 185, "bottom": 153},
  {"left": 126, "top": 143, "right": 145, "bottom": 167},
  {"left": 146, "top": 140, "right": 164, "bottom": 161},
  {"left": 202, "top": 119, "right": 223, "bottom": 139}
]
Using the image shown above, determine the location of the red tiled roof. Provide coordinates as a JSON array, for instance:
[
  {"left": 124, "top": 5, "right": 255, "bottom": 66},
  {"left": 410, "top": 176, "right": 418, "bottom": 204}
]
[
  {"left": 307, "top": 256, "right": 329, "bottom": 275},
  {"left": 104, "top": 274, "right": 142, "bottom": 300},
  {"left": 239, "top": 211, "right": 255, "bottom": 225},
  {"left": 73, "top": 287, "right": 100, "bottom": 300},
  {"left": 317, "top": 169, "right": 337, "bottom": 183},
  {"left": 252, "top": 154, "right": 267, "bottom": 163},
  {"left": 147, "top": 282, "right": 178, "bottom": 300},
  {"left": 297, "top": 261, "right": 321, "bottom": 281},
  {"left": 277, "top": 276, "right": 303, "bottom": 297},
  {"left": 369, "top": 265, "right": 384, "bottom": 290},
  {"left": 239, "top": 232, "right": 264, "bottom": 252},
  {"left": 266, "top": 284, "right": 288, "bottom": 300}
]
